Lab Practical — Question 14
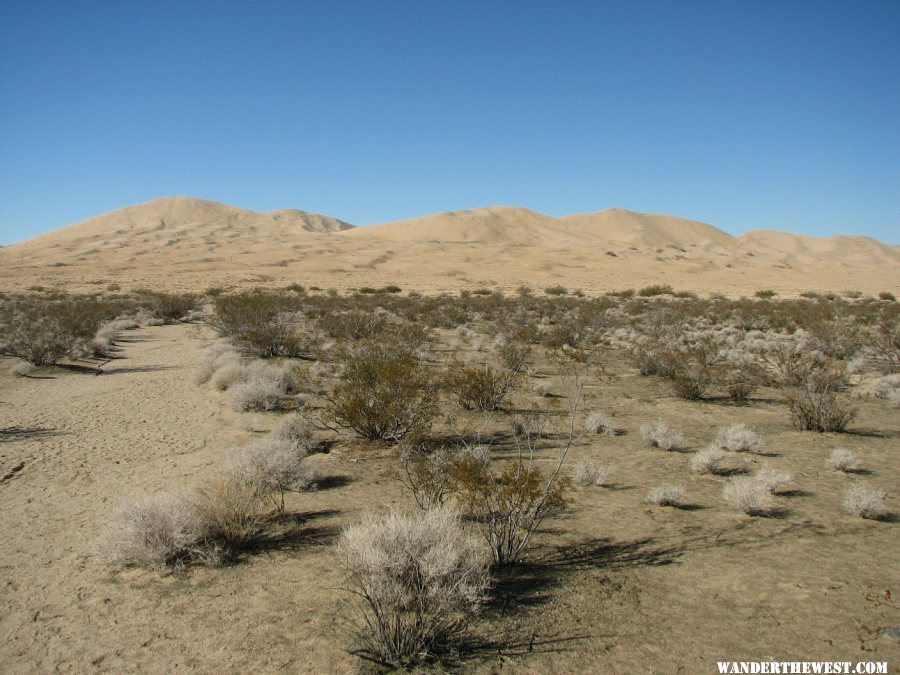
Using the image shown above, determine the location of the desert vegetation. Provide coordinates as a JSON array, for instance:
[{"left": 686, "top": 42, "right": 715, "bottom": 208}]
[{"left": 2, "top": 284, "right": 897, "bottom": 670}]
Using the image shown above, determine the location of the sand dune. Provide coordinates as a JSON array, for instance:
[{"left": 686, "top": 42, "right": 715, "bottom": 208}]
[{"left": 0, "top": 196, "right": 896, "bottom": 295}]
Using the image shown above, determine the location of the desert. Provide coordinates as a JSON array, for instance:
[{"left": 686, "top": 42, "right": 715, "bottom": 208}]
[{"left": 0, "top": 195, "right": 898, "bottom": 672}]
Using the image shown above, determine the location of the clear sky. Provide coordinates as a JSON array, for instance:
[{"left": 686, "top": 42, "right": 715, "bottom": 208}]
[{"left": 1, "top": 0, "right": 898, "bottom": 245}]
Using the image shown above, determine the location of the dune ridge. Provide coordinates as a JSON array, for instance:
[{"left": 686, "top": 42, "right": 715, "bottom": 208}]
[{"left": 0, "top": 196, "right": 896, "bottom": 295}]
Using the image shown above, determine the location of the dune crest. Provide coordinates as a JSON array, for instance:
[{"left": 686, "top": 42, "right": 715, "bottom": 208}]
[{"left": 0, "top": 196, "right": 896, "bottom": 295}]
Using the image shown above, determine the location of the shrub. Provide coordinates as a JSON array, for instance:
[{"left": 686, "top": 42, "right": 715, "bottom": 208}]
[
  {"left": 97, "top": 494, "right": 216, "bottom": 570},
  {"left": 270, "top": 412, "right": 320, "bottom": 454},
  {"left": 444, "top": 362, "right": 516, "bottom": 411},
  {"left": 754, "top": 467, "right": 792, "bottom": 494},
  {"left": 786, "top": 367, "right": 857, "bottom": 432},
  {"left": 0, "top": 301, "right": 97, "bottom": 366},
  {"left": 714, "top": 423, "right": 763, "bottom": 453},
  {"left": 209, "top": 291, "right": 310, "bottom": 357},
  {"left": 544, "top": 285, "right": 568, "bottom": 296},
  {"left": 400, "top": 445, "right": 459, "bottom": 510},
  {"left": 192, "top": 469, "right": 270, "bottom": 549},
  {"left": 755, "top": 289, "right": 777, "bottom": 299},
  {"left": 584, "top": 411, "right": 616, "bottom": 436},
  {"left": 647, "top": 485, "right": 685, "bottom": 507},
  {"left": 878, "top": 291, "right": 896, "bottom": 302},
  {"left": 722, "top": 477, "right": 775, "bottom": 516},
  {"left": 193, "top": 341, "right": 242, "bottom": 385},
  {"left": 689, "top": 446, "right": 727, "bottom": 474},
  {"left": 453, "top": 456, "right": 567, "bottom": 565},
  {"left": 571, "top": 463, "right": 614, "bottom": 487},
  {"left": 640, "top": 421, "right": 685, "bottom": 451},
  {"left": 228, "top": 437, "right": 317, "bottom": 511},
  {"left": 325, "top": 339, "right": 436, "bottom": 443},
  {"left": 229, "top": 379, "right": 285, "bottom": 412},
  {"left": 638, "top": 284, "right": 674, "bottom": 297},
  {"left": 842, "top": 482, "right": 888, "bottom": 520},
  {"left": 827, "top": 448, "right": 861, "bottom": 473},
  {"left": 337, "top": 508, "right": 490, "bottom": 667},
  {"left": 146, "top": 292, "right": 198, "bottom": 324}
]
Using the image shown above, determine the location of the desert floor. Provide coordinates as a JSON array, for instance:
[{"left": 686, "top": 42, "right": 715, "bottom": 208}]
[{"left": 1, "top": 322, "right": 898, "bottom": 673}]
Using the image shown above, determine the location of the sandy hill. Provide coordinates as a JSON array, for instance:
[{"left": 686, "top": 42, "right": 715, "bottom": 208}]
[{"left": 0, "top": 197, "right": 897, "bottom": 296}]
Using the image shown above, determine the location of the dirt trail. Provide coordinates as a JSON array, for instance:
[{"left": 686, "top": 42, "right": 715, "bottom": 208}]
[{"left": 0, "top": 325, "right": 352, "bottom": 673}]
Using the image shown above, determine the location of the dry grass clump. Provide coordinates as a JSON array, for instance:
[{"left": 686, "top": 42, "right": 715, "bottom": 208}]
[
  {"left": 640, "top": 420, "right": 685, "bottom": 451},
  {"left": 646, "top": 485, "right": 685, "bottom": 507},
  {"left": 337, "top": 508, "right": 490, "bottom": 667},
  {"left": 571, "top": 463, "right": 614, "bottom": 487},
  {"left": 842, "top": 482, "right": 889, "bottom": 520},
  {"left": 225, "top": 362, "right": 299, "bottom": 412},
  {"left": 96, "top": 494, "right": 219, "bottom": 571},
  {"left": 689, "top": 446, "right": 727, "bottom": 474},
  {"left": 827, "top": 448, "right": 862, "bottom": 473},
  {"left": 754, "top": 467, "right": 793, "bottom": 494},
  {"left": 584, "top": 410, "right": 617, "bottom": 436},
  {"left": 722, "top": 477, "right": 775, "bottom": 516},
  {"left": 714, "top": 423, "right": 763, "bottom": 453}
]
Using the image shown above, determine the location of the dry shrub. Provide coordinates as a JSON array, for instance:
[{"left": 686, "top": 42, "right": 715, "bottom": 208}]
[
  {"left": 689, "top": 446, "right": 727, "bottom": 474},
  {"left": 827, "top": 448, "right": 861, "bottom": 473},
  {"left": 842, "top": 483, "right": 888, "bottom": 520},
  {"left": 722, "top": 477, "right": 775, "bottom": 516},
  {"left": 325, "top": 339, "right": 436, "bottom": 443},
  {"left": 401, "top": 445, "right": 459, "bottom": 510},
  {"left": 646, "top": 485, "right": 685, "bottom": 507},
  {"left": 337, "top": 508, "right": 490, "bottom": 667},
  {"left": 229, "top": 380, "right": 285, "bottom": 412},
  {"left": 228, "top": 437, "right": 317, "bottom": 511},
  {"left": 209, "top": 291, "right": 311, "bottom": 357},
  {"left": 270, "top": 412, "right": 320, "bottom": 454},
  {"left": 453, "top": 456, "right": 567, "bottom": 565},
  {"left": 714, "top": 423, "right": 763, "bottom": 453},
  {"left": 584, "top": 410, "right": 616, "bottom": 436},
  {"left": 571, "top": 463, "right": 614, "bottom": 487},
  {"left": 97, "top": 494, "right": 218, "bottom": 571},
  {"left": 444, "top": 361, "right": 516, "bottom": 411},
  {"left": 640, "top": 420, "right": 685, "bottom": 451},
  {"left": 786, "top": 366, "right": 857, "bottom": 432},
  {"left": 754, "top": 467, "right": 792, "bottom": 494},
  {"left": 192, "top": 469, "right": 270, "bottom": 549},
  {"left": 193, "top": 341, "right": 242, "bottom": 385}
]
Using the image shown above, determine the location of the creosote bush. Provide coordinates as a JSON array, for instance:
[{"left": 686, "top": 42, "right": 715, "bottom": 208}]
[
  {"left": 453, "top": 455, "right": 567, "bottom": 565},
  {"left": 325, "top": 339, "right": 436, "bottom": 443},
  {"left": 337, "top": 508, "right": 490, "bottom": 667},
  {"left": 786, "top": 366, "right": 857, "bottom": 432},
  {"left": 444, "top": 361, "right": 516, "bottom": 411}
]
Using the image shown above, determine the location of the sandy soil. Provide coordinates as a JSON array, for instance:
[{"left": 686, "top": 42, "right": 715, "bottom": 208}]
[
  {"left": 1, "top": 322, "right": 898, "bottom": 673},
  {"left": 1, "top": 197, "right": 897, "bottom": 296}
]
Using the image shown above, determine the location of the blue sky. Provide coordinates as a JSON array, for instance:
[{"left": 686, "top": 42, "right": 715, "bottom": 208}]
[{"left": 1, "top": 1, "right": 898, "bottom": 244}]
